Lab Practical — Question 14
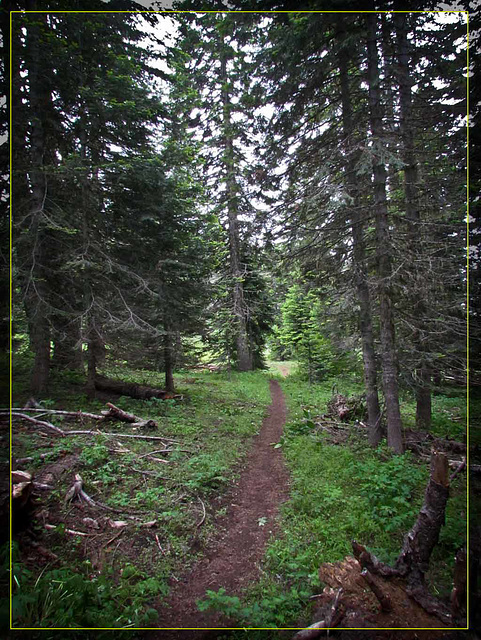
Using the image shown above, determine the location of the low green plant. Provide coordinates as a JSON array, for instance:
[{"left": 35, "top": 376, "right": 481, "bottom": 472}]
[
  {"left": 349, "top": 445, "right": 427, "bottom": 534},
  {"left": 79, "top": 441, "right": 110, "bottom": 467},
  {"left": 185, "top": 453, "right": 229, "bottom": 491},
  {"left": 197, "top": 584, "right": 311, "bottom": 628},
  {"left": 12, "top": 559, "right": 164, "bottom": 628}
]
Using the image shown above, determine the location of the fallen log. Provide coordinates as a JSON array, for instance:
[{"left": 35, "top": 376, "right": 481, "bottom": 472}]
[
  {"left": 1, "top": 407, "right": 104, "bottom": 420},
  {"left": 433, "top": 437, "right": 466, "bottom": 454},
  {"left": 63, "top": 429, "right": 177, "bottom": 442},
  {"left": 11, "top": 412, "right": 66, "bottom": 436},
  {"left": 94, "top": 376, "right": 182, "bottom": 401},
  {"left": 101, "top": 403, "right": 158, "bottom": 429}
]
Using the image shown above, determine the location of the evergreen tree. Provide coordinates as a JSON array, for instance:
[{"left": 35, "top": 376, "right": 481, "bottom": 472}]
[
  {"left": 12, "top": 10, "right": 216, "bottom": 393},
  {"left": 173, "top": 13, "right": 273, "bottom": 371}
]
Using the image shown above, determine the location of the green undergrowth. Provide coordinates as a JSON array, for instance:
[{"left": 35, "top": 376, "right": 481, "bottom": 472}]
[
  {"left": 12, "top": 359, "right": 271, "bottom": 629},
  {"left": 11, "top": 359, "right": 467, "bottom": 629},
  {"left": 197, "top": 371, "right": 467, "bottom": 628}
]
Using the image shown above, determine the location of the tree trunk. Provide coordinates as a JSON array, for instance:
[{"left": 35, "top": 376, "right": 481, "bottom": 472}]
[
  {"left": 394, "top": 13, "right": 432, "bottom": 431},
  {"left": 28, "top": 309, "right": 51, "bottom": 397},
  {"left": 52, "top": 316, "right": 82, "bottom": 370},
  {"left": 366, "top": 13, "right": 403, "bottom": 454},
  {"left": 164, "top": 328, "right": 175, "bottom": 394},
  {"left": 24, "top": 13, "right": 51, "bottom": 396},
  {"left": 416, "top": 366, "right": 432, "bottom": 430},
  {"left": 338, "top": 39, "right": 382, "bottom": 446},
  {"left": 86, "top": 316, "right": 97, "bottom": 395},
  {"left": 220, "top": 37, "right": 252, "bottom": 373}
]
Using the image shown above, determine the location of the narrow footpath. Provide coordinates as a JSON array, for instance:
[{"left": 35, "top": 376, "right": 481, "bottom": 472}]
[{"left": 153, "top": 379, "right": 290, "bottom": 633}]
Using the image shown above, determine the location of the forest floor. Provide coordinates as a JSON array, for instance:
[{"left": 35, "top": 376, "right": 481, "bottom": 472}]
[
  {"left": 9, "top": 358, "right": 472, "bottom": 634},
  {"left": 153, "top": 379, "right": 290, "bottom": 633}
]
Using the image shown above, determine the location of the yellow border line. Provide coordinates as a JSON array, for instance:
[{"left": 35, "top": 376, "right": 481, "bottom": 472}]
[
  {"left": 8, "top": 8, "right": 470, "bottom": 633},
  {"left": 9, "top": 8, "right": 13, "bottom": 631},
  {"left": 466, "top": 10, "right": 470, "bottom": 631}
]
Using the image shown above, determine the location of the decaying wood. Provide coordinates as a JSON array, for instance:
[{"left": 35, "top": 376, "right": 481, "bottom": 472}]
[
  {"left": 405, "top": 584, "right": 452, "bottom": 624},
  {"left": 292, "top": 619, "right": 328, "bottom": 639},
  {"left": 196, "top": 496, "right": 206, "bottom": 528},
  {"left": 45, "top": 523, "right": 91, "bottom": 537},
  {"left": 360, "top": 568, "right": 392, "bottom": 612},
  {"left": 104, "top": 529, "right": 124, "bottom": 548},
  {"left": 7, "top": 404, "right": 159, "bottom": 428},
  {"left": 292, "top": 589, "right": 343, "bottom": 639},
  {"left": 450, "top": 546, "right": 467, "bottom": 621},
  {"left": 11, "top": 412, "right": 66, "bottom": 436},
  {"left": 12, "top": 470, "right": 33, "bottom": 484},
  {"left": 311, "top": 447, "right": 463, "bottom": 629},
  {"left": 15, "top": 452, "right": 52, "bottom": 466},
  {"left": 327, "top": 394, "right": 350, "bottom": 421},
  {"left": 94, "top": 376, "right": 182, "bottom": 400},
  {"left": 63, "top": 430, "right": 175, "bottom": 442},
  {"left": 32, "top": 482, "right": 54, "bottom": 491},
  {"left": 12, "top": 482, "right": 33, "bottom": 507},
  {"left": 395, "top": 450, "right": 450, "bottom": 582},
  {"left": 65, "top": 473, "right": 84, "bottom": 503},
  {"left": 64, "top": 473, "right": 142, "bottom": 518},
  {"left": 352, "top": 541, "right": 400, "bottom": 578},
  {"left": 30, "top": 540, "right": 59, "bottom": 562},
  {"left": 450, "top": 457, "right": 466, "bottom": 483},
  {"left": 130, "top": 467, "right": 169, "bottom": 479},
  {"left": 155, "top": 533, "right": 165, "bottom": 555},
  {"left": 433, "top": 437, "right": 466, "bottom": 454},
  {"left": 101, "top": 403, "right": 158, "bottom": 429},
  {"left": 2, "top": 407, "right": 104, "bottom": 420}
]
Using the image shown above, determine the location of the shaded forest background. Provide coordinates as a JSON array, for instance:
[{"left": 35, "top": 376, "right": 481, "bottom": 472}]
[
  {"left": 2, "top": 3, "right": 474, "bottom": 451},
  {"left": 0, "top": 0, "right": 479, "bottom": 634}
]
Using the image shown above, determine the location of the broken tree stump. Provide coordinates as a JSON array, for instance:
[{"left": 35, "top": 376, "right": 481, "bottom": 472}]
[
  {"left": 308, "top": 449, "right": 463, "bottom": 629},
  {"left": 360, "top": 568, "right": 392, "bottom": 612},
  {"left": 12, "top": 470, "right": 33, "bottom": 509},
  {"left": 395, "top": 450, "right": 450, "bottom": 583}
]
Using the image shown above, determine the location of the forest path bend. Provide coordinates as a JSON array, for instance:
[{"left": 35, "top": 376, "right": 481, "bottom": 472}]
[{"left": 154, "top": 378, "right": 290, "bottom": 633}]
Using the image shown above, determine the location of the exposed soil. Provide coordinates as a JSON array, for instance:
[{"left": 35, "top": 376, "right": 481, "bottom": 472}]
[{"left": 152, "top": 379, "right": 290, "bottom": 634}]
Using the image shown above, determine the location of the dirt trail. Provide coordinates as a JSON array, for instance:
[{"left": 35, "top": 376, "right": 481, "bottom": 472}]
[{"left": 153, "top": 379, "right": 290, "bottom": 633}]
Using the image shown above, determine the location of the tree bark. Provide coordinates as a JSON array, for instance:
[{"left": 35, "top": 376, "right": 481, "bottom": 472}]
[
  {"left": 52, "top": 316, "right": 82, "bottom": 370},
  {"left": 366, "top": 13, "right": 404, "bottom": 454},
  {"left": 338, "top": 39, "right": 382, "bottom": 446},
  {"left": 24, "top": 13, "right": 51, "bottom": 396},
  {"left": 94, "top": 376, "right": 174, "bottom": 400},
  {"left": 164, "top": 326, "right": 175, "bottom": 394},
  {"left": 395, "top": 450, "right": 450, "bottom": 583},
  {"left": 416, "top": 367, "right": 432, "bottom": 430},
  {"left": 220, "top": 36, "right": 252, "bottom": 372},
  {"left": 394, "top": 13, "right": 432, "bottom": 430}
]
